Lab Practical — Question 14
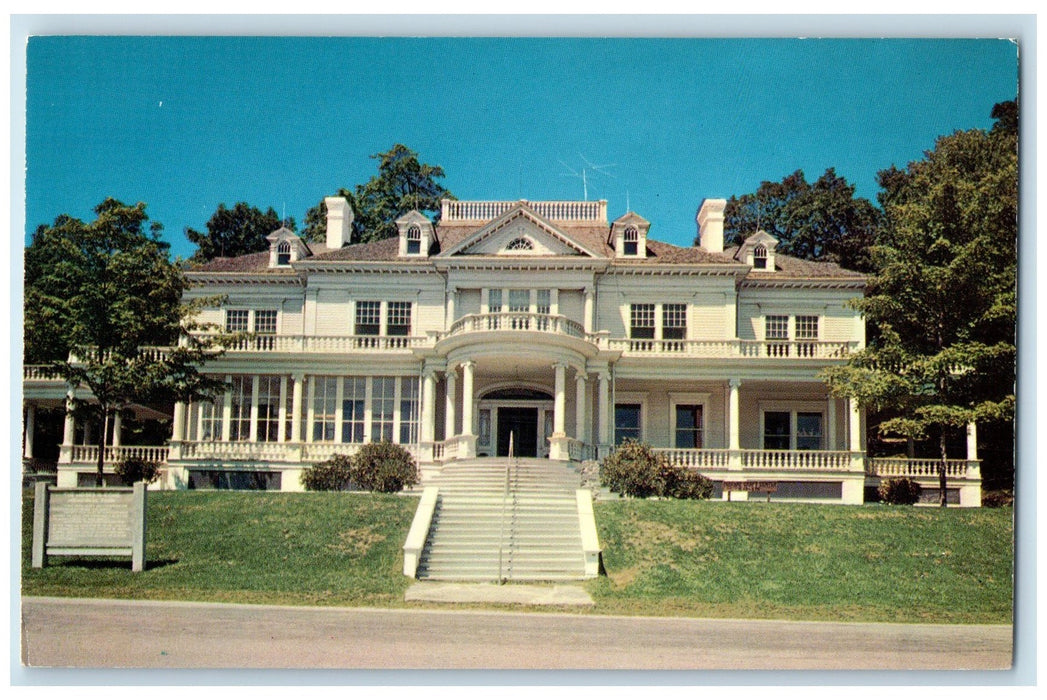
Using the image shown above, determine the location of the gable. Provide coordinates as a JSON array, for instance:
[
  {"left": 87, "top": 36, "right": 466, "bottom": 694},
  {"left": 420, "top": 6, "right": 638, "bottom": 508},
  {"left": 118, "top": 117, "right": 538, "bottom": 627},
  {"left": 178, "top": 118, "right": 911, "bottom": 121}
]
[{"left": 440, "top": 206, "right": 601, "bottom": 258}]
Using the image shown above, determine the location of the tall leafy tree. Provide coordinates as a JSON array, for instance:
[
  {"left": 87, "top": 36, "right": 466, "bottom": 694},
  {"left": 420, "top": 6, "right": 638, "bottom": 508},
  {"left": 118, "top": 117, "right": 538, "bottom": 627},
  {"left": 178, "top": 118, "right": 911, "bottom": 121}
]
[
  {"left": 823, "top": 100, "right": 1017, "bottom": 505},
  {"left": 186, "top": 202, "right": 293, "bottom": 262},
  {"left": 303, "top": 144, "right": 455, "bottom": 246},
  {"left": 25, "top": 198, "right": 226, "bottom": 485},
  {"left": 714, "top": 168, "right": 880, "bottom": 272}
]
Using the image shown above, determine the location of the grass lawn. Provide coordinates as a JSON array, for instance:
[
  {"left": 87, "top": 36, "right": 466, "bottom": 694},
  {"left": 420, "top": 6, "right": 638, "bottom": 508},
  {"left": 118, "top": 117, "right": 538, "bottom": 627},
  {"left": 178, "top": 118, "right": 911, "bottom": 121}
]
[{"left": 21, "top": 489, "right": 1013, "bottom": 623}]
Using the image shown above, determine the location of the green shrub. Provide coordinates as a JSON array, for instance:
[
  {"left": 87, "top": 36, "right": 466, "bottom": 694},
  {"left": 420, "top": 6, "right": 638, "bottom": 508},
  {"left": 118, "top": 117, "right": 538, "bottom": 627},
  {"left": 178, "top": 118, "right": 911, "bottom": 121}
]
[
  {"left": 982, "top": 489, "right": 1013, "bottom": 508},
  {"left": 301, "top": 454, "right": 354, "bottom": 491},
  {"left": 349, "top": 441, "right": 418, "bottom": 493},
  {"left": 114, "top": 457, "right": 161, "bottom": 486},
  {"left": 878, "top": 477, "right": 922, "bottom": 505},
  {"left": 601, "top": 440, "right": 712, "bottom": 500}
]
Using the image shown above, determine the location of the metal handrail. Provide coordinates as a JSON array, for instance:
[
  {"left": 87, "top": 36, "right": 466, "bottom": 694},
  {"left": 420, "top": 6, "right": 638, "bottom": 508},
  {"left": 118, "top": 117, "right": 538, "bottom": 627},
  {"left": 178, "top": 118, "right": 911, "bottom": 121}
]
[{"left": 498, "top": 432, "right": 514, "bottom": 583}]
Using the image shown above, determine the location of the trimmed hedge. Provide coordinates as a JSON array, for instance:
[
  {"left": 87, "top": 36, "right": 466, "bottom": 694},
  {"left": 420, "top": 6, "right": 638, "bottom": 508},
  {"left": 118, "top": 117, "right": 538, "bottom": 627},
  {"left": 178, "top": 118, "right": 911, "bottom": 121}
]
[
  {"left": 878, "top": 477, "right": 922, "bottom": 505},
  {"left": 601, "top": 440, "right": 712, "bottom": 500},
  {"left": 300, "top": 442, "right": 418, "bottom": 493},
  {"left": 114, "top": 457, "right": 161, "bottom": 486}
]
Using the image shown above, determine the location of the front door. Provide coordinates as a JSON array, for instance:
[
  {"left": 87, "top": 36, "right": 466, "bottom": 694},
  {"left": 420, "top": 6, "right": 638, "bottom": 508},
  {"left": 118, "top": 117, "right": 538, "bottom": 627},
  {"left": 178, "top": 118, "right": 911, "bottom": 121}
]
[{"left": 497, "top": 407, "right": 538, "bottom": 457}]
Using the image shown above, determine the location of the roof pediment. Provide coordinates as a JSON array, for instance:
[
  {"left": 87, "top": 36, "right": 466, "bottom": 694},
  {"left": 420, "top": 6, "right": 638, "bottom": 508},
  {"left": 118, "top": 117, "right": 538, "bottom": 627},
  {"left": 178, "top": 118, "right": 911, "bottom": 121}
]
[{"left": 439, "top": 203, "right": 603, "bottom": 258}]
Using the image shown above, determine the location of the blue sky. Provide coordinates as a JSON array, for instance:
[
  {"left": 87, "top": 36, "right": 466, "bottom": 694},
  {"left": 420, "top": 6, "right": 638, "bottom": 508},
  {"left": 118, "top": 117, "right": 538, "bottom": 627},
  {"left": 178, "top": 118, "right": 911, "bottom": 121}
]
[{"left": 24, "top": 36, "right": 1018, "bottom": 259}]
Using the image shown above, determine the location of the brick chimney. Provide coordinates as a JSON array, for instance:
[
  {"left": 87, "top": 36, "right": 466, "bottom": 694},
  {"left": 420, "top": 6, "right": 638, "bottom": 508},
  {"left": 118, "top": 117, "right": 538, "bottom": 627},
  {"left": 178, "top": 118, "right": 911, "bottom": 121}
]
[
  {"left": 324, "top": 196, "right": 354, "bottom": 249},
  {"left": 696, "top": 199, "right": 727, "bottom": 253}
]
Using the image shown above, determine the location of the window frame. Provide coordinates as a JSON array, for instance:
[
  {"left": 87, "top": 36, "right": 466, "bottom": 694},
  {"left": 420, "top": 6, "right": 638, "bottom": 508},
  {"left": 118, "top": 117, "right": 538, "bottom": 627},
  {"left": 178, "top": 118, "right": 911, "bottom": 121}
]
[
  {"left": 669, "top": 392, "right": 710, "bottom": 449},
  {"left": 613, "top": 392, "right": 648, "bottom": 445},
  {"left": 629, "top": 303, "right": 656, "bottom": 339},
  {"left": 759, "top": 402, "right": 826, "bottom": 451},
  {"left": 354, "top": 301, "right": 382, "bottom": 336}
]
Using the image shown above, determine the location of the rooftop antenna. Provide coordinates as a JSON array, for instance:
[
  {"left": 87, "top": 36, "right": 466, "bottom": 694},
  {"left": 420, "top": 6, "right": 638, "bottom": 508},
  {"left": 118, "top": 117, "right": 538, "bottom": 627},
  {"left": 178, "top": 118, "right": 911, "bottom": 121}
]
[{"left": 559, "top": 153, "right": 616, "bottom": 201}]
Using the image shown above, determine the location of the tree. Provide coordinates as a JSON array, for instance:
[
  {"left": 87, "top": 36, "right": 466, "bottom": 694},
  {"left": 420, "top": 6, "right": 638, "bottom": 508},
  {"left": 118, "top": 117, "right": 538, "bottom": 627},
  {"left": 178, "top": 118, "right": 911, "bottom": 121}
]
[
  {"left": 823, "top": 100, "right": 1017, "bottom": 505},
  {"left": 302, "top": 144, "right": 454, "bottom": 245},
  {"left": 186, "top": 202, "right": 293, "bottom": 262},
  {"left": 713, "top": 168, "right": 880, "bottom": 272},
  {"left": 25, "top": 198, "right": 227, "bottom": 486}
]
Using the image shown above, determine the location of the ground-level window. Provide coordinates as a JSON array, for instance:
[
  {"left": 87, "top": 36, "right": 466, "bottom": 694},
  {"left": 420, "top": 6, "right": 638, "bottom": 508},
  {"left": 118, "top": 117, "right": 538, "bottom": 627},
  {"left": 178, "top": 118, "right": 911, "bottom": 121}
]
[
  {"left": 674, "top": 404, "right": 703, "bottom": 448},
  {"left": 763, "top": 410, "right": 823, "bottom": 450},
  {"left": 615, "top": 403, "right": 642, "bottom": 444}
]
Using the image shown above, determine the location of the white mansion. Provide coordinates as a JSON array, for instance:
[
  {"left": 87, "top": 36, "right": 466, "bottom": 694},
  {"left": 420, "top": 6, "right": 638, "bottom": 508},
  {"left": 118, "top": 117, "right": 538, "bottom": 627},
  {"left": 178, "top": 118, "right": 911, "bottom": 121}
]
[{"left": 22, "top": 197, "right": 983, "bottom": 506}]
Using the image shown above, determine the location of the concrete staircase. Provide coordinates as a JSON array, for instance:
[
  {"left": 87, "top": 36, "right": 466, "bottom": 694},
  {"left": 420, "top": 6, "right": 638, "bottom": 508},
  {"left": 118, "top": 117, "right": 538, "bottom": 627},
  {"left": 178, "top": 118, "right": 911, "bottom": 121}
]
[{"left": 415, "top": 458, "right": 588, "bottom": 582}]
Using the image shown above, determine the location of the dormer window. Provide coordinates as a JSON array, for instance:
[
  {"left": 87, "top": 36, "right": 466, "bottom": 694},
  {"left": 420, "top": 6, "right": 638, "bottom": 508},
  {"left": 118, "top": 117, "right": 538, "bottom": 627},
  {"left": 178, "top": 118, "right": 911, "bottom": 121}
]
[
  {"left": 276, "top": 241, "right": 292, "bottom": 266},
  {"left": 753, "top": 244, "right": 768, "bottom": 269},
  {"left": 506, "top": 237, "right": 534, "bottom": 251},
  {"left": 406, "top": 226, "right": 422, "bottom": 255},
  {"left": 623, "top": 227, "right": 639, "bottom": 256}
]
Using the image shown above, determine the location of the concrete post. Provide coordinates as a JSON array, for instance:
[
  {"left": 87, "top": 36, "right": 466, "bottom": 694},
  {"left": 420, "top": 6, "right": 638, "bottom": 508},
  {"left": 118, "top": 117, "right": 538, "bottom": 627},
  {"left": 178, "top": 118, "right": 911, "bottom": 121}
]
[{"left": 59, "top": 388, "right": 76, "bottom": 464}]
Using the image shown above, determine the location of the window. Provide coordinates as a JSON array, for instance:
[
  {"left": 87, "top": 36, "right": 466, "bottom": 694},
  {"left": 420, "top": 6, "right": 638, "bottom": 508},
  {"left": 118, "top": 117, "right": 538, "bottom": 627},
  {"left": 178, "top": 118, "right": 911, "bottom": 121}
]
[
  {"left": 615, "top": 403, "right": 642, "bottom": 444},
  {"left": 506, "top": 237, "right": 534, "bottom": 251},
  {"left": 277, "top": 240, "right": 292, "bottom": 266},
  {"left": 341, "top": 377, "right": 366, "bottom": 444},
  {"left": 488, "top": 289, "right": 503, "bottom": 313},
  {"left": 796, "top": 412, "right": 823, "bottom": 450},
  {"left": 200, "top": 401, "right": 220, "bottom": 441},
  {"left": 387, "top": 302, "right": 412, "bottom": 337},
  {"left": 674, "top": 405, "right": 704, "bottom": 448},
  {"left": 257, "top": 375, "right": 282, "bottom": 442},
  {"left": 355, "top": 301, "right": 381, "bottom": 336},
  {"left": 225, "top": 309, "right": 249, "bottom": 333},
  {"left": 311, "top": 377, "right": 338, "bottom": 442},
  {"left": 536, "top": 289, "right": 551, "bottom": 315},
  {"left": 406, "top": 225, "right": 422, "bottom": 255},
  {"left": 763, "top": 410, "right": 824, "bottom": 450},
  {"left": 508, "top": 289, "right": 530, "bottom": 313},
  {"left": 399, "top": 377, "right": 419, "bottom": 444},
  {"left": 662, "top": 303, "right": 687, "bottom": 340},
  {"left": 796, "top": 315, "right": 819, "bottom": 357},
  {"left": 228, "top": 376, "right": 252, "bottom": 441},
  {"left": 753, "top": 244, "right": 768, "bottom": 269},
  {"left": 623, "top": 227, "right": 639, "bottom": 256},
  {"left": 371, "top": 377, "right": 396, "bottom": 443},
  {"left": 765, "top": 314, "right": 789, "bottom": 357},
  {"left": 630, "top": 304, "right": 656, "bottom": 339},
  {"left": 254, "top": 310, "right": 277, "bottom": 335},
  {"left": 763, "top": 411, "right": 791, "bottom": 450}
]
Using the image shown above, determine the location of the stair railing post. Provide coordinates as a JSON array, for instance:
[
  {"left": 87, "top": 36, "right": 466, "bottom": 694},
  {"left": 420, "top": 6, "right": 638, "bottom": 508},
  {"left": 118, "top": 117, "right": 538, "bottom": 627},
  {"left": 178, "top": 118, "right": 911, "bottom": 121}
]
[{"left": 498, "top": 432, "right": 514, "bottom": 583}]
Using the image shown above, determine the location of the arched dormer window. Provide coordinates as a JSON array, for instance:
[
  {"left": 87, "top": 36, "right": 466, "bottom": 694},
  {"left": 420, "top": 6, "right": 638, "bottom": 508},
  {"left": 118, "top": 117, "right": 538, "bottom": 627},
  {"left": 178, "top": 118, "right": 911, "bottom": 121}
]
[
  {"left": 506, "top": 237, "right": 534, "bottom": 251},
  {"left": 406, "top": 225, "right": 422, "bottom": 255},
  {"left": 277, "top": 240, "right": 292, "bottom": 266},
  {"left": 623, "top": 227, "right": 639, "bottom": 256},
  {"left": 753, "top": 244, "right": 768, "bottom": 270}
]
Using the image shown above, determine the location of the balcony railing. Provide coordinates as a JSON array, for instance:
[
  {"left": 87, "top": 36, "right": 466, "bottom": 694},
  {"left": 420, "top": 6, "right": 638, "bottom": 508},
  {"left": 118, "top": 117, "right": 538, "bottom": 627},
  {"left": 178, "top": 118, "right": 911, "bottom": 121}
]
[
  {"left": 868, "top": 457, "right": 978, "bottom": 479},
  {"left": 445, "top": 313, "right": 587, "bottom": 340},
  {"left": 193, "top": 333, "right": 430, "bottom": 353},
  {"left": 24, "top": 365, "right": 64, "bottom": 381},
  {"left": 605, "top": 338, "right": 857, "bottom": 359}
]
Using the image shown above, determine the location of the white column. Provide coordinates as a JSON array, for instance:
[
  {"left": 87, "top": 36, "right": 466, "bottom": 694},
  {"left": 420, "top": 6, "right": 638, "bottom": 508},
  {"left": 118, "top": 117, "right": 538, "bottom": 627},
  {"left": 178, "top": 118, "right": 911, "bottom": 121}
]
[
  {"left": 728, "top": 379, "right": 741, "bottom": 450},
  {"left": 221, "top": 375, "right": 233, "bottom": 441},
  {"left": 848, "top": 397, "right": 862, "bottom": 452},
  {"left": 461, "top": 361, "right": 475, "bottom": 435},
  {"left": 447, "top": 288, "right": 457, "bottom": 327},
  {"left": 249, "top": 375, "right": 260, "bottom": 442},
  {"left": 112, "top": 410, "right": 123, "bottom": 447},
  {"left": 966, "top": 421, "right": 979, "bottom": 461},
  {"left": 305, "top": 376, "right": 316, "bottom": 442},
  {"left": 277, "top": 376, "right": 288, "bottom": 443},
  {"left": 23, "top": 404, "right": 35, "bottom": 459},
  {"left": 444, "top": 369, "right": 457, "bottom": 439},
  {"left": 597, "top": 371, "right": 610, "bottom": 448},
  {"left": 172, "top": 402, "right": 187, "bottom": 442},
  {"left": 575, "top": 373, "right": 588, "bottom": 443},
  {"left": 62, "top": 390, "right": 76, "bottom": 446},
  {"left": 826, "top": 395, "right": 837, "bottom": 451},
  {"left": 421, "top": 369, "right": 437, "bottom": 444},
  {"left": 583, "top": 287, "right": 594, "bottom": 333},
  {"left": 290, "top": 373, "right": 304, "bottom": 443},
  {"left": 553, "top": 363, "right": 566, "bottom": 436}
]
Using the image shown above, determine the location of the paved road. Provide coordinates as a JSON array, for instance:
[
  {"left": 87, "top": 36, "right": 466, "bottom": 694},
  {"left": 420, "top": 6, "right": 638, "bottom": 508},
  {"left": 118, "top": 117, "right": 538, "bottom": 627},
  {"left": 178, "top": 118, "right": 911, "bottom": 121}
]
[{"left": 20, "top": 597, "right": 1012, "bottom": 670}]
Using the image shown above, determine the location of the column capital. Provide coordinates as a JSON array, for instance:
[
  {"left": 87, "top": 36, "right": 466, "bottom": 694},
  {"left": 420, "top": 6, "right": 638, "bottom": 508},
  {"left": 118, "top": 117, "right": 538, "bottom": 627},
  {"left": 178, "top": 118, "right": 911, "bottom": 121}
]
[
  {"left": 728, "top": 378, "right": 742, "bottom": 389},
  {"left": 459, "top": 359, "right": 476, "bottom": 370},
  {"left": 552, "top": 360, "right": 569, "bottom": 370}
]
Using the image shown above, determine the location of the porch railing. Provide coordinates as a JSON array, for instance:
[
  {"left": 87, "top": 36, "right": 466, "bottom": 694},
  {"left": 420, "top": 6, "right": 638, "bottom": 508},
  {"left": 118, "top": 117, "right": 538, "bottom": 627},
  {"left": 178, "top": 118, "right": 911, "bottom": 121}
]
[
  {"left": 69, "top": 445, "right": 170, "bottom": 465},
  {"left": 565, "top": 438, "right": 596, "bottom": 462},
  {"left": 868, "top": 457, "right": 977, "bottom": 479},
  {"left": 656, "top": 448, "right": 854, "bottom": 471},
  {"left": 654, "top": 448, "right": 733, "bottom": 469}
]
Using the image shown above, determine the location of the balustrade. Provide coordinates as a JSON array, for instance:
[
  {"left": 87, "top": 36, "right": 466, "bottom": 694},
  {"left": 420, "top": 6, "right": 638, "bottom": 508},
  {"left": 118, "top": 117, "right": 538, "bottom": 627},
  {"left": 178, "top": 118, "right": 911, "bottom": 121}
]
[
  {"left": 446, "top": 312, "right": 586, "bottom": 340},
  {"left": 193, "top": 333, "right": 428, "bottom": 354},
  {"left": 443, "top": 199, "right": 604, "bottom": 222},
  {"left": 606, "top": 338, "right": 855, "bottom": 359},
  {"left": 69, "top": 445, "right": 170, "bottom": 464},
  {"left": 869, "top": 457, "right": 975, "bottom": 479}
]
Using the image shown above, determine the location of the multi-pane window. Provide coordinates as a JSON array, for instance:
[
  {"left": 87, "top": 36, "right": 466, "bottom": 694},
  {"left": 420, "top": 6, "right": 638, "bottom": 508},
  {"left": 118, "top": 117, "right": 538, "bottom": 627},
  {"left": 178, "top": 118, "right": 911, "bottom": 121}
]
[
  {"left": 753, "top": 244, "right": 768, "bottom": 269},
  {"left": 225, "top": 309, "right": 249, "bottom": 333},
  {"left": 674, "top": 405, "right": 703, "bottom": 449},
  {"left": 506, "top": 237, "right": 533, "bottom": 250},
  {"left": 254, "top": 310, "right": 277, "bottom": 335},
  {"left": 386, "top": 302, "right": 412, "bottom": 337},
  {"left": 406, "top": 225, "right": 422, "bottom": 255},
  {"left": 763, "top": 410, "right": 823, "bottom": 450},
  {"left": 662, "top": 304, "right": 687, "bottom": 340},
  {"left": 508, "top": 289, "right": 530, "bottom": 313},
  {"left": 371, "top": 377, "right": 396, "bottom": 443},
  {"left": 311, "top": 377, "right": 338, "bottom": 442},
  {"left": 796, "top": 412, "right": 823, "bottom": 450},
  {"left": 200, "top": 401, "right": 220, "bottom": 441},
  {"left": 615, "top": 403, "right": 642, "bottom": 444},
  {"left": 257, "top": 375, "right": 282, "bottom": 442},
  {"left": 795, "top": 315, "right": 819, "bottom": 357},
  {"left": 536, "top": 289, "right": 551, "bottom": 315},
  {"left": 765, "top": 315, "right": 789, "bottom": 340},
  {"left": 228, "top": 376, "right": 252, "bottom": 441},
  {"left": 277, "top": 241, "right": 292, "bottom": 265},
  {"left": 488, "top": 289, "right": 503, "bottom": 313},
  {"left": 763, "top": 411, "right": 791, "bottom": 450},
  {"left": 341, "top": 377, "right": 367, "bottom": 444},
  {"left": 623, "top": 227, "right": 639, "bottom": 256},
  {"left": 630, "top": 304, "right": 656, "bottom": 339},
  {"left": 399, "top": 377, "right": 420, "bottom": 444},
  {"left": 355, "top": 301, "right": 381, "bottom": 336}
]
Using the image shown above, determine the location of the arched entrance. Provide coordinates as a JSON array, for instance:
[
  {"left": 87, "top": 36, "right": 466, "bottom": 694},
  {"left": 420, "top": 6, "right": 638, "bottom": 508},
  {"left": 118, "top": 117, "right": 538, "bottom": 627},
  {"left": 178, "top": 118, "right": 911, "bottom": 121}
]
[{"left": 478, "top": 388, "right": 554, "bottom": 458}]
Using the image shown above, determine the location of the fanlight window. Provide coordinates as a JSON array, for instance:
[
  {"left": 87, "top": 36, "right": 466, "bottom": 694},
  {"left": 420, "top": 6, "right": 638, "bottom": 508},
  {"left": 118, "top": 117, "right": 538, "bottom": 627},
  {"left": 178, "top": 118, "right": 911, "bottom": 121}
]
[
  {"left": 623, "top": 227, "right": 639, "bottom": 255},
  {"left": 506, "top": 237, "right": 534, "bottom": 251},
  {"left": 277, "top": 240, "right": 292, "bottom": 265},
  {"left": 406, "top": 225, "right": 422, "bottom": 255},
  {"left": 753, "top": 244, "right": 768, "bottom": 269}
]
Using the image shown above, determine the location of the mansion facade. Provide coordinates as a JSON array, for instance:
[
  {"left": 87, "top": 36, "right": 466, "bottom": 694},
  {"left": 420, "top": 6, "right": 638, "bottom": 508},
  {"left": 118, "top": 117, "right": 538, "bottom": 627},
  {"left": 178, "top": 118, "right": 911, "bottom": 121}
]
[{"left": 22, "top": 196, "right": 983, "bottom": 505}]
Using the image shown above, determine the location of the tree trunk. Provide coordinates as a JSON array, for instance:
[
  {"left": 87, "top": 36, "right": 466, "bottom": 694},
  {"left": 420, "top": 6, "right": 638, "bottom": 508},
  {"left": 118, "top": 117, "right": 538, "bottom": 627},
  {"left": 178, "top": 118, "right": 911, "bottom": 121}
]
[
  {"left": 95, "top": 410, "right": 109, "bottom": 488},
  {"left": 938, "top": 429, "right": 948, "bottom": 508}
]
